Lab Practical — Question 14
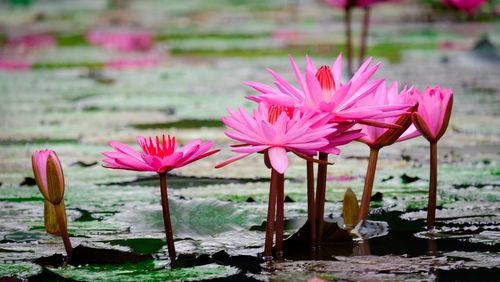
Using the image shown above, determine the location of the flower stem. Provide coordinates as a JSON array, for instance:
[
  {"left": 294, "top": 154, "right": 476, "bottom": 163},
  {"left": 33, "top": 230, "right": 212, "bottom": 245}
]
[
  {"left": 345, "top": 7, "right": 353, "bottom": 76},
  {"left": 427, "top": 142, "right": 438, "bottom": 229},
  {"left": 359, "top": 7, "right": 371, "bottom": 65},
  {"left": 275, "top": 171, "right": 285, "bottom": 260},
  {"left": 315, "top": 152, "right": 329, "bottom": 247},
  {"left": 263, "top": 168, "right": 278, "bottom": 260},
  {"left": 359, "top": 148, "right": 379, "bottom": 221},
  {"left": 306, "top": 160, "right": 316, "bottom": 250},
  {"left": 159, "top": 173, "right": 177, "bottom": 267},
  {"left": 54, "top": 202, "right": 72, "bottom": 257}
]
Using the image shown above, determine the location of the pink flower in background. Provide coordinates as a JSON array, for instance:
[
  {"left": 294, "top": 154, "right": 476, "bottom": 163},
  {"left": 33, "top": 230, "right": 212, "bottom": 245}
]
[
  {"left": 323, "top": 0, "right": 392, "bottom": 9},
  {"left": 216, "top": 103, "right": 339, "bottom": 174},
  {"left": 87, "top": 28, "right": 153, "bottom": 52},
  {"left": 356, "top": 81, "right": 417, "bottom": 147},
  {"left": 272, "top": 29, "right": 302, "bottom": 43},
  {"left": 412, "top": 86, "right": 454, "bottom": 142},
  {"left": 0, "top": 57, "right": 32, "bottom": 71},
  {"left": 246, "top": 55, "right": 406, "bottom": 125},
  {"left": 105, "top": 57, "right": 162, "bottom": 70},
  {"left": 5, "top": 32, "right": 55, "bottom": 51},
  {"left": 102, "top": 135, "right": 219, "bottom": 173},
  {"left": 443, "top": 0, "right": 487, "bottom": 15}
]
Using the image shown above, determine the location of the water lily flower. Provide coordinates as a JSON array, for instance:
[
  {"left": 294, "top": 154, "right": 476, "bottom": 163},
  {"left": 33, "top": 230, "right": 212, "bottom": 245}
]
[
  {"left": 216, "top": 103, "right": 336, "bottom": 174},
  {"left": 411, "top": 87, "right": 453, "bottom": 229},
  {"left": 32, "top": 150, "right": 73, "bottom": 256},
  {"left": 102, "top": 135, "right": 219, "bottom": 266},
  {"left": 412, "top": 87, "right": 453, "bottom": 143},
  {"left": 216, "top": 103, "right": 343, "bottom": 259},
  {"left": 5, "top": 32, "right": 55, "bottom": 52},
  {"left": 443, "top": 0, "right": 487, "bottom": 17},
  {"left": 246, "top": 55, "right": 405, "bottom": 125},
  {"left": 87, "top": 28, "right": 153, "bottom": 52},
  {"left": 355, "top": 82, "right": 418, "bottom": 221}
]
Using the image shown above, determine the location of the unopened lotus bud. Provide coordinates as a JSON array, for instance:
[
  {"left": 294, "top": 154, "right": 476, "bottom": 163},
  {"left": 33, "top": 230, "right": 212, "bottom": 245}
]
[{"left": 342, "top": 188, "right": 360, "bottom": 231}]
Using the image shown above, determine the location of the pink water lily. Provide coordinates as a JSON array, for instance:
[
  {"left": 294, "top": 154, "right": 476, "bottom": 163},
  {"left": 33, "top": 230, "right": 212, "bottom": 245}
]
[
  {"left": 216, "top": 103, "right": 338, "bottom": 174},
  {"left": 103, "top": 135, "right": 219, "bottom": 173},
  {"left": 102, "top": 134, "right": 218, "bottom": 266},
  {"left": 32, "top": 149, "right": 72, "bottom": 256},
  {"left": 32, "top": 150, "right": 65, "bottom": 204},
  {"left": 354, "top": 82, "right": 419, "bottom": 221},
  {"left": 357, "top": 81, "right": 417, "bottom": 147},
  {"left": 412, "top": 86, "right": 453, "bottom": 143},
  {"left": 409, "top": 86, "right": 453, "bottom": 229},
  {"left": 245, "top": 55, "right": 406, "bottom": 125},
  {"left": 443, "top": 0, "right": 487, "bottom": 15},
  {"left": 87, "top": 28, "right": 153, "bottom": 52}
]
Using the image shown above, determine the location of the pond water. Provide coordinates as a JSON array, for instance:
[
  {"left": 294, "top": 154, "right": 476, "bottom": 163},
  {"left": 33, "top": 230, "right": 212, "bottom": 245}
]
[{"left": 0, "top": 0, "right": 499, "bottom": 281}]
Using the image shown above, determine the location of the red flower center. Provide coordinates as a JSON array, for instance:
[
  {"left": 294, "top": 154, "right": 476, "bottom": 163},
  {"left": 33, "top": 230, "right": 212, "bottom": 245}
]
[
  {"left": 139, "top": 134, "right": 176, "bottom": 158},
  {"left": 315, "top": 65, "right": 336, "bottom": 100},
  {"left": 268, "top": 105, "right": 294, "bottom": 124}
]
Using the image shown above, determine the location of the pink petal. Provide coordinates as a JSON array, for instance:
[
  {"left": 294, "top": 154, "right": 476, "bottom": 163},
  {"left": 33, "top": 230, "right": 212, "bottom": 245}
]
[
  {"left": 268, "top": 147, "right": 288, "bottom": 174},
  {"left": 215, "top": 153, "right": 252, "bottom": 169}
]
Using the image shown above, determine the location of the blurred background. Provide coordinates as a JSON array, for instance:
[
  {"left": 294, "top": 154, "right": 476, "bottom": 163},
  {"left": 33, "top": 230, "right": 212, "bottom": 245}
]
[{"left": 0, "top": 0, "right": 499, "bottom": 281}]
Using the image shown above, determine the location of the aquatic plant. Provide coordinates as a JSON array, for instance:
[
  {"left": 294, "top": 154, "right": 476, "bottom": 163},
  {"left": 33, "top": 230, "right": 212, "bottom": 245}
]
[
  {"left": 411, "top": 86, "right": 453, "bottom": 229},
  {"left": 32, "top": 150, "right": 73, "bottom": 256},
  {"left": 216, "top": 103, "right": 337, "bottom": 259},
  {"left": 245, "top": 55, "right": 407, "bottom": 248},
  {"left": 355, "top": 82, "right": 418, "bottom": 221},
  {"left": 102, "top": 135, "right": 219, "bottom": 266}
]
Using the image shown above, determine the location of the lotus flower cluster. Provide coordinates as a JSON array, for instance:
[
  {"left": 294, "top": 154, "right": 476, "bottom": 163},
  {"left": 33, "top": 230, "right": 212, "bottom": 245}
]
[{"left": 217, "top": 54, "right": 416, "bottom": 258}]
